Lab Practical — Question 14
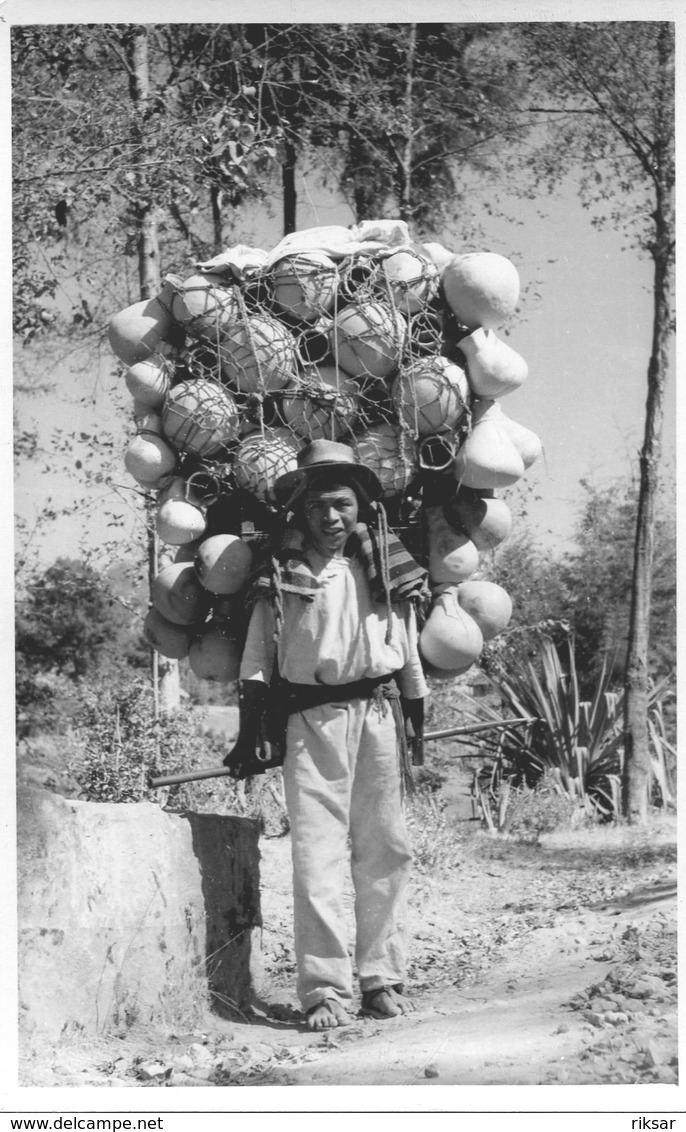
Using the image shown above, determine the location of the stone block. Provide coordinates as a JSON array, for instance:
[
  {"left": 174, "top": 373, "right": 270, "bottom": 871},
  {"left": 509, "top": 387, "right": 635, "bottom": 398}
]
[{"left": 17, "top": 787, "right": 261, "bottom": 1041}]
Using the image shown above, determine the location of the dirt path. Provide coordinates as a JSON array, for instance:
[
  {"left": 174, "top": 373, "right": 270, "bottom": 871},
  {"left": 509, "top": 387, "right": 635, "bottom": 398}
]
[{"left": 19, "top": 811, "right": 678, "bottom": 1092}]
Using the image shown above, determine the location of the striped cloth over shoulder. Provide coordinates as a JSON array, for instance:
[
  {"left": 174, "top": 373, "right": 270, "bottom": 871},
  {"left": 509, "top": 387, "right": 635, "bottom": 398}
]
[{"left": 246, "top": 521, "right": 429, "bottom": 608}]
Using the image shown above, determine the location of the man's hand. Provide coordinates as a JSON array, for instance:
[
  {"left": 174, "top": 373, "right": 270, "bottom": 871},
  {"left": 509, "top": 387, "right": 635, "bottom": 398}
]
[
  {"left": 402, "top": 697, "right": 425, "bottom": 766},
  {"left": 222, "top": 680, "right": 283, "bottom": 780}
]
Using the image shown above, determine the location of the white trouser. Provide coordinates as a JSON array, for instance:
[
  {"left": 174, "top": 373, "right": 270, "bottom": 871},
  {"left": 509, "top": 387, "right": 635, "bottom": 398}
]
[{"left": 282, "top": 694, "right": 412, "bottom": 1012}]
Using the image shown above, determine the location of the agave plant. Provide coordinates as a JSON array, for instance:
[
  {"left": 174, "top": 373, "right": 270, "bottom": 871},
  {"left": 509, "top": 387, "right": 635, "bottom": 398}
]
[{"left": 462, "top": 633, "right": 672, "bottom": 820}]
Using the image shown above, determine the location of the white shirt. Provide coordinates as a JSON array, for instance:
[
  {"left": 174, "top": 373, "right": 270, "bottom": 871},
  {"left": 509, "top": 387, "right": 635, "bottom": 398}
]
[{"left": 240, "top": 550, "right": 428, "bottom": 700}]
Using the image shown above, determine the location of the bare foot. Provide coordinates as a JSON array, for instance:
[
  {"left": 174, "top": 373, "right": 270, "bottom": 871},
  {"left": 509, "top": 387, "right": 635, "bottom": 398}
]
[
  {"left": 305, "top": 999, "right": 351, "bottom": 1031},
  {"left": 361, "top": 985, "right": 415, "bottom": 1019}
]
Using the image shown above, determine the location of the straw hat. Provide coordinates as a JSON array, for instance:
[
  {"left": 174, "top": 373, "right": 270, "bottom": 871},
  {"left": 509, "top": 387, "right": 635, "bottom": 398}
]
[{"left": 272, "top": 439, "right": 382, "bottom": 509}]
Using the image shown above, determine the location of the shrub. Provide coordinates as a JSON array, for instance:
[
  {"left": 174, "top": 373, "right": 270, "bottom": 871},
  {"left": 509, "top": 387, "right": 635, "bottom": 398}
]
[
  {"left": 406, "top": 789, "right": 462, "bottom": 875},
  {"left": 469, "top": 632, "right": 673, "bottom": 822},
  {"left": 496, "top": 769, "right": 578, "bottom": 842},
  {"left": 66, "top": 675, "right": 289, "bottom": 834}
]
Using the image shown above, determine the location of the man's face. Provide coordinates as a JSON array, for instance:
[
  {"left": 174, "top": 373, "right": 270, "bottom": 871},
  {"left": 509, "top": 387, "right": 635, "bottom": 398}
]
[{"left": 302, "top": 482, "right": 359, "bottom": 557}]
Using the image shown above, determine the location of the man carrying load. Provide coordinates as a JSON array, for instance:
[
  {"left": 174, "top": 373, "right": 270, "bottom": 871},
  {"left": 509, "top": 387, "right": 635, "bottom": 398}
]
[{"left": 223, "top": 439, "right": 429, "bottom": 1030}]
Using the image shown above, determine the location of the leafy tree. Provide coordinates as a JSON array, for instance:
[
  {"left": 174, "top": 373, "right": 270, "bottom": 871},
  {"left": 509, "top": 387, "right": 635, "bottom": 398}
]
[
  {"left": 11, "top": 23, "right": 283, "bottom": 344},
  {"left": 482, "top": 526, "right": 569, "bottom": 662},
  {"left": 560, "top": 476, "right": 676, "bottom": 697},
  {"left": 510, "top": 21, "right": 675, "bottom": 822},
  {"left": 317, "top": 22, "right": 525, "bottom": 228},
  {"left": 15, "top": 557, "right": 147, "bottom": 736}
]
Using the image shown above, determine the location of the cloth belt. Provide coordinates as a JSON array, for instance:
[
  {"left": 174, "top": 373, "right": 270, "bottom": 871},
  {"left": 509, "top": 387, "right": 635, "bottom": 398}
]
[
  {"left": 274, "top": 673, "right": 414, "bottom": 794},
  {"left": 278, "top": 672, "right": 397, "bottom": 716}
]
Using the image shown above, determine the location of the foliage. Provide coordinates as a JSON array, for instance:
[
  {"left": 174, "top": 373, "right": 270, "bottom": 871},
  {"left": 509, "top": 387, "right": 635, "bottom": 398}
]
[
  {"left": 474, "top": 633, "right": 672, "bottom": 821},
  {"left": 515, "top": 22, "right": 674, "bottom": 254},
  {"left": 560, "top": 475, "right": 676, "bottom": 695},
  {"left": 65, "top": 674, "right": 287, "bottom": 836},
  {"left": 15, "top": 557, "right": 148, "bottom": 737},
  {"left": 483, "top": 475, "right": 676, "bottom": 708},
  {"left": 475, "top": 768, "right": 578, "bottom": 843},
  {"left": 482, "top": 524, "right": 570, "bottom": 657},
  {"left": 405, "top": 788, "right": 462, "bottom": 876},
  {"left": 69, "top": 677, "right": 208, "bottom": 803},
  {"left": 316, "top": 22, "right": 524, "bottom": 228},
  {"left": 11, "top": 24, "right": 284, "bottom": 344},
  {"left": 508, "top": 20, "right": 675, "bottom": 823}
]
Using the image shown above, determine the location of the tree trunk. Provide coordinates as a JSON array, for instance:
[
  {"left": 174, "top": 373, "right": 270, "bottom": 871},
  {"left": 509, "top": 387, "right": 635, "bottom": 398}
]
[
  {"left": 398, "top": 23, "right": 417, "bottom": 224},
  {"left": 282, "top": 138, "right": 297, "bottom": 235},
  {"left": 622, "top": 233, "right": 672, "bottom": 822},
  {"left": 124, "top": 24, "right": 180, "bottom": 716},
  {"left": 210, "top": 184, "right": 223, "bottom": 254}
]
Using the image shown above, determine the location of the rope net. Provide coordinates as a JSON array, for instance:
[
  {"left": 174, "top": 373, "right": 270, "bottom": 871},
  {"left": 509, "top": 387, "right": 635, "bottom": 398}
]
[
  {"left": 113, "top": 228, "right": 535, "bottom": 673},
  {"left": 143, "top": 246, "right": 470, "bottom": 528}
]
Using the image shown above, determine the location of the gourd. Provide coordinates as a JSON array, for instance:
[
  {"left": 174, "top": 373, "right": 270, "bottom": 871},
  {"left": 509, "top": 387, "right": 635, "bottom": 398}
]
[
  {"left": 454, "top": 400, "right": 525, "bottom": 489},
  {"left": 271, "top": 252, "right": 338, "bottom": 321},
  {"left": 232, "top": 428, "right": 300, "bottom": 502},
  {"left": 444, "top": 488, "right": 512, "bottom": 552},
  {"left": 376, "top": 248, "right": 438, "bottom": 314},
  {"left": 219, "top": 313, "right": 298, "bottom": 394},
  {"left": 459, "top": 327, "right": 528, "bottom": 399},
  {"left": 155, "top": 478, "right": 207, "bottom": 546},
  {"left": 161, "top": 379, "right": 240, "bottom": 457},
  {"left": 124, "top": 354, "right": 171, "bottom": 411},
  {"left": 330, "top": 301, "right": 406, "bottom": 378},
  {"left": 391, "top": 356, "right": 469, "bottom": 437},
  {"left": 456, "top": 580, "right": 513, "bottom": 641},
  {"left": 499, "top": 412, "right": 543, "bottom": 469},
  {"left": 124, "top": 417, "right": 176, "bottom": 487},
  {"left": 425, "top": 506, "right": 479, "bottom": 586},
  {"left": 354, "top": 423, "right": 418, "bottom": 498},
  {"left": 442, "top": 252, "right": 520, "bottom": 330},
  {"left": 143, "top": 607, "right": 192, "bottom": 660},
  {"left": 108, "top": 280, "right": 178, "bottom": 365},
  {"left": 194, "top": 534, "right": 253, "bottom": 595},
  {"left": 188, "top": 623, "right": 242, "bottom": 682},
  {"left": 171, "top": 273, "right": 242, "bottom": 342},
  {"left": 419, "top": 586, "right": 484, "bottom": 672},
  {"left": 280, "top": 368, "right": 359, "bottom": 441},
  {"left": 151, "top": 561, "right": 209, "bottom": 626}
]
